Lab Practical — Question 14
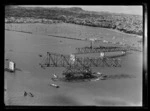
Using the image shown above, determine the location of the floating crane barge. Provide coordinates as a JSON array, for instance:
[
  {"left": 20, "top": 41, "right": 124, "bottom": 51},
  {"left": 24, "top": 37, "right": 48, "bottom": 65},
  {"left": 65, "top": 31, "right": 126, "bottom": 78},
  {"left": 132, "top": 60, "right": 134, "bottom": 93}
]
[
  {"left": 39, "top": 52, "right": 122, "bottom": 82},
  {"left": 52, "top": 65, "right": 103, "bottom": 82}
]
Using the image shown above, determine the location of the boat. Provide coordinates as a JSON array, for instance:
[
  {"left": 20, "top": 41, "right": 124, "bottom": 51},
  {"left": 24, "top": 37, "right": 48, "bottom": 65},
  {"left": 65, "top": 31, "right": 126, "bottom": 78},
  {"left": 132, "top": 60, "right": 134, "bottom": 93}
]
[
  {"left": 51, "top": 72, "right": 107, "bottom": 82},
  {"left": 49, "top": 83, "right": 60, "bottom": 88}
]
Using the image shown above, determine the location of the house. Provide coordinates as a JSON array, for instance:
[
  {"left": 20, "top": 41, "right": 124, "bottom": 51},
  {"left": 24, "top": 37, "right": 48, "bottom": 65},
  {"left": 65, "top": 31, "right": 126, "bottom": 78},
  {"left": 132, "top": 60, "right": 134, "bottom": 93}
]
[{"left": 5, "top": 59, "right": 15, "bottom": 73}]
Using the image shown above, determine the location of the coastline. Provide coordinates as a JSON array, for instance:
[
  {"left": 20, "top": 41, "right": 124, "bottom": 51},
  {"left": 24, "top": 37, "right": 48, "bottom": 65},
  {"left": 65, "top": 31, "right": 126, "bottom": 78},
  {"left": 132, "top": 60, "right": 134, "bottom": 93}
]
[{"left": 5, "top": 22, "right": 143, "bottom": 39}]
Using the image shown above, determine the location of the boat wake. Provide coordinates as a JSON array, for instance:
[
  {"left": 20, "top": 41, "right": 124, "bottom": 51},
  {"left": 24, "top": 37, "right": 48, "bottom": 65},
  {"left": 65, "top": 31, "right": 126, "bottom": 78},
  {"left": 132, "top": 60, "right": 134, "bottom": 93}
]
[{"left": 105, "top": 74, "right": 136, "bottom": 80}]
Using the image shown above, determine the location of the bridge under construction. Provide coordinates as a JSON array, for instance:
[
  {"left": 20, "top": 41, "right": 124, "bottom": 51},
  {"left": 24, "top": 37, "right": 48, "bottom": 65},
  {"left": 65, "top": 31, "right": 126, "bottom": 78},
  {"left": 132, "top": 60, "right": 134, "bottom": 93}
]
[
  {"left": 75, "top": 46, "right": 142, "bottom": 54},
  {"left": 6, "top": 24, "right": 141, "bottom": 82},
  {"left": 39, "top": 52, "right": 122, "bottom": 69}
]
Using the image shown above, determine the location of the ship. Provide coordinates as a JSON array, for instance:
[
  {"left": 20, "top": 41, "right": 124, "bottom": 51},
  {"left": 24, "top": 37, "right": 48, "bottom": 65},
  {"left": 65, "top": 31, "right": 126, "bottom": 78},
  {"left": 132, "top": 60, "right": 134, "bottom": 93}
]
[{"left": 51, "top": 65, "right": 107, "bottom": 82}]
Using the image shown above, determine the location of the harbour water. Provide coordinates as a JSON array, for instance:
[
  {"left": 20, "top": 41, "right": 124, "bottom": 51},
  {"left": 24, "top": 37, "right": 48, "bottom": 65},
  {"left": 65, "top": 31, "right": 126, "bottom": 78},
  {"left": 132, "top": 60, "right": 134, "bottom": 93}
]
[{"left": 5, "top": 23, "right": 142, "bottom": 106}]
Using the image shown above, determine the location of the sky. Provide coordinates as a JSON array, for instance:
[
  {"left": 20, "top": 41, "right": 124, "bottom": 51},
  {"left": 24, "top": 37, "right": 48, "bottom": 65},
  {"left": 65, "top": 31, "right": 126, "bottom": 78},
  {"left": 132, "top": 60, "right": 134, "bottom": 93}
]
[{"left": 21, "top": 5, "right": 143, "bottom": 16}]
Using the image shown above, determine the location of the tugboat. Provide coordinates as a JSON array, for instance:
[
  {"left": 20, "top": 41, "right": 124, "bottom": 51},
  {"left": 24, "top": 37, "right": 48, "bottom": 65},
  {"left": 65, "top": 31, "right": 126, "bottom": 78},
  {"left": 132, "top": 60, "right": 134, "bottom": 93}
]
[{"left": 49, "top": 83, "right": 60, "bottom": 88}]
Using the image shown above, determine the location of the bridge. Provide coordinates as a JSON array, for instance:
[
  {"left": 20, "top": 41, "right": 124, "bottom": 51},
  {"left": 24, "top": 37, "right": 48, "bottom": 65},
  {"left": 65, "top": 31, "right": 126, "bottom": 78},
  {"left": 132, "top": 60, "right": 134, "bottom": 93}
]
[
  {"left": 75, "top": 46, "right": 142, "bottom": 54},
  {"left": 39, "top": 52, "right": 122, "bottom": 68}
]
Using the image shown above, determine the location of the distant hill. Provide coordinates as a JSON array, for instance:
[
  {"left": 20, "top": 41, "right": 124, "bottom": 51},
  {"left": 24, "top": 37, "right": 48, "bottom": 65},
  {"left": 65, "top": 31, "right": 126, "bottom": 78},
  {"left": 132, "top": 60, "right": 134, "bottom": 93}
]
[
  {"left": 5, "top": 6, "right": 143, "bottom": 36},
  {"left": 66, "top": 7, "right": 83, "bottom": 12}
]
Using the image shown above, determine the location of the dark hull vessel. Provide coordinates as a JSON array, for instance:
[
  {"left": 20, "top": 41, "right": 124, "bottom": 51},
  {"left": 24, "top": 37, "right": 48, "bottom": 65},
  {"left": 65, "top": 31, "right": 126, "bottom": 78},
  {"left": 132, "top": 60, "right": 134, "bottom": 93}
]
[
  {"left": 51, "top": 72, "right": 106, "bottom": 82},
  {"left": 51, "top": 64, "right": 108, "bottom": 82}
]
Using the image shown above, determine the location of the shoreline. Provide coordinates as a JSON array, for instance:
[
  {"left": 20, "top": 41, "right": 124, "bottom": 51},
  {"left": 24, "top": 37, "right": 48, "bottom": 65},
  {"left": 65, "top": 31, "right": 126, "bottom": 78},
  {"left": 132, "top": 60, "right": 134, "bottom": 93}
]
[
  {"left": 5, "top": 22, "right": 143, "bottom": 38},
  {"left": 4, "top": 22, "right": 143, "bottom": 106},
  {"left": 107, "top": 28, "right": 143, "bottom": 38}
]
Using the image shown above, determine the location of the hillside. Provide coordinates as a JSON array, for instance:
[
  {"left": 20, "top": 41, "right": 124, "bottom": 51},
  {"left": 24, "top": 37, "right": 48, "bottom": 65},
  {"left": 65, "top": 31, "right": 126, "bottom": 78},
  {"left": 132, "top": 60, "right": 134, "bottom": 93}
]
[{"left": 5, "top": 6, "right": 143, "bottom": 36}]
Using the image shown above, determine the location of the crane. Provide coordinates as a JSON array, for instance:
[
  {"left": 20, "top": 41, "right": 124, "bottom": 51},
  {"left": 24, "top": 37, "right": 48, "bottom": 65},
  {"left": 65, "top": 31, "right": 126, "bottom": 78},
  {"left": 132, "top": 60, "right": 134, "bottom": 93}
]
[
  {"left": 39, "top": 52, "right": 121, "bottom": 68},
  {"left": 39, "top": 52, "right": 122, "bottom": 82}
]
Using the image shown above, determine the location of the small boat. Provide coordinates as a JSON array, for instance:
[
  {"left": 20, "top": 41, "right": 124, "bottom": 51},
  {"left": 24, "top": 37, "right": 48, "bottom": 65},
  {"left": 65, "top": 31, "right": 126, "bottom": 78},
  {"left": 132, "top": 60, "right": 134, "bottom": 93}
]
[
  {"left": 49, "top": 83, "right": 60, "bottom": 88},
  {"left": 91, "top": 78, "right": 100, "bottom": 81},
  {"left": 96, "top": 72, "right": 102, "bottom": 75},
  {"left": 24, "top": 91, "right": 34, "bottom": 97},
  {"left": 53, "top": 74, "right": 58, "bottom": 78},
  {"left": 24, "top": 91, "right": 28, "bottom": 97},
  {"left": 28, "top": 92, "right": 34, "bottom": 97},
  {"left": 51, "top": 74, "right": 59, "bottom": 81}
]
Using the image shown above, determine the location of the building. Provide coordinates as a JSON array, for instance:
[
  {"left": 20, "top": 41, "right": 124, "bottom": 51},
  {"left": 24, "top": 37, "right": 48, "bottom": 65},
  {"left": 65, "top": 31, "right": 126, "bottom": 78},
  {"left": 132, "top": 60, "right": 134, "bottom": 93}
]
[{"left": 5, "top": 59, "right": 15, "bottom": 72}]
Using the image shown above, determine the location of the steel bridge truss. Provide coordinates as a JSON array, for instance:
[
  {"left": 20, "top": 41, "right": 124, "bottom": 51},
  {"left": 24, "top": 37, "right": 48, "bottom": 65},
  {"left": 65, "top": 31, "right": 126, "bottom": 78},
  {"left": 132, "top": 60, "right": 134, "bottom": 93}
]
[
  {"left": 75, "top": 46, "right": 141, "bottom": 54},
  {"left": 39, "top": 52, "right": 121, "bottom": 68}
]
